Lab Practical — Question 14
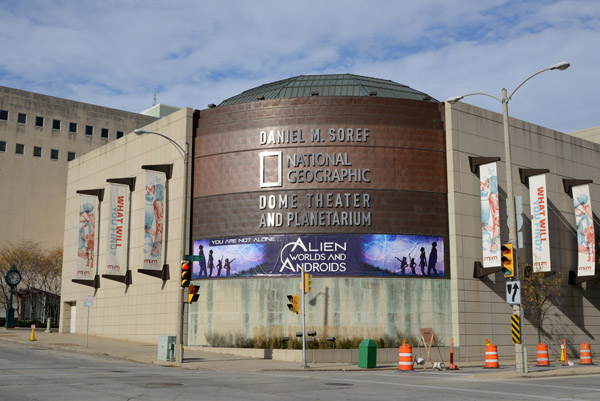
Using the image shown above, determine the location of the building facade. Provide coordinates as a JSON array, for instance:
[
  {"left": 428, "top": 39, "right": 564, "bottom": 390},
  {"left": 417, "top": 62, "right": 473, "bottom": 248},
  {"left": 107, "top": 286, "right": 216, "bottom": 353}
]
[
  {"left": 59, "top": 75, "right": 600, "bottom": 361},
  {"left": 0, "top": 86, "right": 157, "bottom": 249}
]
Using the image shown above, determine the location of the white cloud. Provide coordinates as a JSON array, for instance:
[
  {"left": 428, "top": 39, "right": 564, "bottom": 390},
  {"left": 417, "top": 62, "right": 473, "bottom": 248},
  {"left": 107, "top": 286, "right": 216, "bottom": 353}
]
[{"left": 0, "top": 0, "right": 598, "bottom": 132}]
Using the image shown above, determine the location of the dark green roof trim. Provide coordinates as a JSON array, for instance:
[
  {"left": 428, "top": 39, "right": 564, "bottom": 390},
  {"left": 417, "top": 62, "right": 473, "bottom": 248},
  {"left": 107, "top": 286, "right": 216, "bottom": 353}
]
[{"left": 218, "top": 74, "right": 438, "bottom": 106}]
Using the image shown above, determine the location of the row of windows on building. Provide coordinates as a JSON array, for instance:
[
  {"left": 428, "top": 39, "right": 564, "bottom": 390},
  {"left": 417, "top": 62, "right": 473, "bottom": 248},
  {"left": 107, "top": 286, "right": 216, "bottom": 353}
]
[
  {"left": 0, "top": 109, "right": 124, "bottom": 139},
  {"left": 0, "top": 140, "right": 75, "bottom": 161}
]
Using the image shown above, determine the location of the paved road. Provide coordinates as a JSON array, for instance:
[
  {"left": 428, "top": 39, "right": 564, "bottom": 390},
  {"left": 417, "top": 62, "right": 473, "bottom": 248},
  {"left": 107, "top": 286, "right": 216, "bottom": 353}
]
[{"left": 2, "top": 341, "right": 600, "bottom": 401}]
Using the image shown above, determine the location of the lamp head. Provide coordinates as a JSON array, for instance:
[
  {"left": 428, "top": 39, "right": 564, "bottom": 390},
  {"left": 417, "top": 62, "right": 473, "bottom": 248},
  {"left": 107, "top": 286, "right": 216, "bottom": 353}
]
[
  {"left": 550, "top": 61, "right": 570, "bottom": 71},
  {"left": 134, "top": 129, "right": 150, "bottom": 135},
  {"left": 446, "top": 96, "right": 464, "bottom": 104}
]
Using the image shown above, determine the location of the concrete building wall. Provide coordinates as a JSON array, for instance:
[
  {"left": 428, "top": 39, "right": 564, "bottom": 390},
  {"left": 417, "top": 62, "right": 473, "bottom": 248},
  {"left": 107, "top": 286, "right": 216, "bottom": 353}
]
[
  {"left": 0, "top": 86, "right": 156, "bottom": 249},
  {"left": 446, "top": 102, "right": 600, "bottom": 361},
  {"left": 569, "top": 126, "right": 600, "bottom": 144},
  {"left": 59, "top": 108, "right": 193, "bottom": 343}
]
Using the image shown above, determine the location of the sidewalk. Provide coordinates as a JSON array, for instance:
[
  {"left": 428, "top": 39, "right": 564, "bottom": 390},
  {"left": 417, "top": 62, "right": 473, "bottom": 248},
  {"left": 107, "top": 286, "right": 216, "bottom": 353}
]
[{"left": 2, "top": 328, "right": 600, "bottom": 379}]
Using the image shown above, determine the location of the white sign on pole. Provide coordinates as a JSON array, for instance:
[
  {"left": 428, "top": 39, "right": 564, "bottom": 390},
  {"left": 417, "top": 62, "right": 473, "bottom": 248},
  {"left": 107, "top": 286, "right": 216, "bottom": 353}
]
[
  {"left": 84, "top": 295, "right": 93, "bottom": 307},
  {"left": 506, "top": 280, "right": 521, "bottom": 305}
]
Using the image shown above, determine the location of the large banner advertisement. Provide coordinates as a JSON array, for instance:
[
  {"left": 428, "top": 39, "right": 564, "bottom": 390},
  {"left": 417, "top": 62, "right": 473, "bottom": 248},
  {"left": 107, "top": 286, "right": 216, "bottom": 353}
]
[
  {"left": 143, "top": 171, "right": 166, "bottom": 270},
  {"left": 480, "top": 162, "right": 501, "bottom": 267},
  {"left": 105, "top": 184, "right": 128, "bottom": 275},
  {"left": 573, "top": 184, "right": 596, "bottom": 276},
  {"left": 529, "top": 174, "right": 551, "bottom": 272},
  {"left": 192, "top": 234, "right": 445, "bottom": 279},
  {"left": 77, "top": 194, "right": 97, "bottom": 279}
]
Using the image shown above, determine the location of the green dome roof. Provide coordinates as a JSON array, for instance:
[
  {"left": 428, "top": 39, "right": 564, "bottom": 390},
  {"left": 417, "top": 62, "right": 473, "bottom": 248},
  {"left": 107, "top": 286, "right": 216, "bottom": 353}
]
[{"left": 218, "top": 74, "right": 437, "bottom": 106}]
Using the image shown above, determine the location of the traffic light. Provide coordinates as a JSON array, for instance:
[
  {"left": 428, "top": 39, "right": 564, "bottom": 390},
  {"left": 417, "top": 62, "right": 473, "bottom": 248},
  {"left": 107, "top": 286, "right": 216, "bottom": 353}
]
[
  {"left": 501, "top": 243, "right": 515, "bottom": 277},
  {"left": 181, "top": 261, "right": 191, "bottom": 287},
  {"left": 287, "top": 294, "right": 299, "bottom": 314},
  {"left": 301, "top": 272, "right": 312, "bottom": 294},
  {"left": 188, "top": 284, "right": 199, "bottom": 303}
]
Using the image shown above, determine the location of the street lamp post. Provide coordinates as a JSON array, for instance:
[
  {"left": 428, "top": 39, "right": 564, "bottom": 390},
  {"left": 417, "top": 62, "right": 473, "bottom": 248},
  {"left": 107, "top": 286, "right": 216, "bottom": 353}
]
[
  {"left": 447, "top": 61, "right": 570, "bottom": 373},
  {"left": 134, "top": 128, "right": 190, "bottom": 364}
]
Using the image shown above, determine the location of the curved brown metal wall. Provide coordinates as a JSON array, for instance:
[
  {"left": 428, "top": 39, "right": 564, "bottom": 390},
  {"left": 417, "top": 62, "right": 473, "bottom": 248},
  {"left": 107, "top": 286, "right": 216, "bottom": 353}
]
[{"left": 192, "top": 96, "right": 447, "bottom": 240}]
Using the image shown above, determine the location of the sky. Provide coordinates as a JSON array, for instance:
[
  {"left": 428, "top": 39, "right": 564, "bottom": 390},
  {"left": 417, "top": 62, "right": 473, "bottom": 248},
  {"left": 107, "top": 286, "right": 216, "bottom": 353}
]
[{"left": 1, "top": 0, "right": 599, "bottom": 133}]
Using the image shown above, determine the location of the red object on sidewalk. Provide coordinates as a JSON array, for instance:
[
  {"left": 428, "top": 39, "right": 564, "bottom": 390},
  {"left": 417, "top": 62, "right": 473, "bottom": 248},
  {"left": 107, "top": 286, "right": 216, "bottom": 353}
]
[{"left": 449, "top": 338, "right": 459, "bottom": 370}]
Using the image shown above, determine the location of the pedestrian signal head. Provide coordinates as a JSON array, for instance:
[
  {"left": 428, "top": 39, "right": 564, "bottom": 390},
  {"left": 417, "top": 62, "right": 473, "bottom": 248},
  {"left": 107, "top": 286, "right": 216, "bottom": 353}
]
[{"left": 501, "top": 244, "right": 514, "bottom": 278}]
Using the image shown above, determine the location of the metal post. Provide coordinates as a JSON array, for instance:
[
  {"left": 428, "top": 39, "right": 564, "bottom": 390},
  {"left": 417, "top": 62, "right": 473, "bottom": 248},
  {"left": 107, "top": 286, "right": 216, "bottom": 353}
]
[
  {"left": 301, "top": 268, "right": 308, "bottom": 368},
  {"left": 502, "top": 88, "right": 527, "bottom": 373},
  {"left": 86, "top": 306, "right": 90, "bottom": 347},
  {"left": 176, "top": 141, "right": 190, "bottom": 364}
]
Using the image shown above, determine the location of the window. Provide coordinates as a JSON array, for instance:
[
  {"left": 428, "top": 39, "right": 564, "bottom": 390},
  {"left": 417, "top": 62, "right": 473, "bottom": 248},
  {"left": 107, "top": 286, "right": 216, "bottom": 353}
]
[
  {"left": 67, "top": 151, "right": 76, "bottom": 161},
  {"left": 85, "top": 125, "right": 93, "bottom": 136},
  {"left": 16, "top": 143, "right": 24, "bottom": 155},
  {"left": 33, "top": 146, "right": 42, "bottom": 158},
  {"left": 52, "top": 119, "right": 61, "bottom": 130},
  {"left": 69, "top": 122, "right": 77, "bottom": 133},
  {"left": 35, "top": 116, "right": 44, "bottom": 127},
  {"left": 0, "top": 110, "right": 7, "bottom": 121},
  {"left": 18, "top": 113, "right": 26, "bottom": 124},
  {"left": 0, "top": 141, "right": 6, "bottom": 152},
  {"left": 116, "top": 130, "right": 124, "bottom": 139},
  {"left": 50, "top": 149, "right": 59, "bottom": 160},
  {"left": 101, "top": 128, "right": 109, "bottom": 139}
]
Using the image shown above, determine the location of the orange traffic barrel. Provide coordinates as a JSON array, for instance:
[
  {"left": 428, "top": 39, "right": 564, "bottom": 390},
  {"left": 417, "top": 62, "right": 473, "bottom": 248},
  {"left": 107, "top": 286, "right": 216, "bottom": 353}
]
[
  {"left": 536, "top": 343, "right": 550, "bottom": 366},
  {"left": 580, "top": 342, "right": 592, "bottom": 365},
  {"left": 398, "top": 341, "right": 414, "bottom": 371},
  {"left": 485, "top": 343, "right": 499, "bottom": 368}
]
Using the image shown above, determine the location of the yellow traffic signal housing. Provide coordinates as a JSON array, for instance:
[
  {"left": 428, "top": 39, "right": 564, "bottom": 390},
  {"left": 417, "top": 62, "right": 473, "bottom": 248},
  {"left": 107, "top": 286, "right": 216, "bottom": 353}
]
[
  {"left": 501, "top": 244, "right": 515, "bottom": 277},
  {"left": 287, "top": 294, "right": 300, "bottom": 314},
  {"left": 188, "top": 284, "right": 199, "bottom": 303},
  {"left": 300, "top": 272, "right": 313, "bottom": 294},
  {"left": 181, "top": 261, "right": 191, "bottom": 287}
]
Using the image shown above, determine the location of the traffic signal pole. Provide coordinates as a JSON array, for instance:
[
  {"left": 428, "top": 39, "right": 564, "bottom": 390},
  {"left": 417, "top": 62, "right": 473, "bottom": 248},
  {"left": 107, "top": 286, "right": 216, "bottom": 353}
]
[
  {"left": 502, "top": 89, "right": 527, "bottom": 374},
  {"left": 301, "top": 268, "right": 308, "bottom": 368}
]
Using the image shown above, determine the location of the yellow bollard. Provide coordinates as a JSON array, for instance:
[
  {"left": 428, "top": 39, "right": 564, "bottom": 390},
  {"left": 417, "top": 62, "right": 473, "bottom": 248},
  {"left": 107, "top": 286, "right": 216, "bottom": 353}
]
[{"left": 30, "top": 324, "right": 36, "bottom": 341}]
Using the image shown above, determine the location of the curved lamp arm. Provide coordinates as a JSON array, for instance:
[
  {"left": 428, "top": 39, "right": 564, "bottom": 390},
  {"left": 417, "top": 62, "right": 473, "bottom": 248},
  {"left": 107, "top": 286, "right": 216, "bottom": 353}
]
[
  {"left": 508, "top": 61, "right": 570, "bottom": 101},
  {"left": 446, "top": 92, "right": 502, "bottom": 104},
  {"left": 134, "top": 129, "right": 188, "bottom": 160}
]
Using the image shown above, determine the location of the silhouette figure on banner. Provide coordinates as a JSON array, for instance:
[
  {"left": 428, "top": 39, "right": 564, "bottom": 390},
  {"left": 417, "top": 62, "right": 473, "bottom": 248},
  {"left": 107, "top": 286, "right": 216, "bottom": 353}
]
[
  {"left": 395, "top": 256, "right": 408, "bottom": 275},
  {"left": 427, "top": 242, "right": 438, "bottom": 276},
  {"left": 216, "top": 257, "right": 223, "bottom": 277},
  {"left": 208, "top": 249, "right": 215, "bottom": 277},
  {"left": 198, "top": 245, "right": 207, "bottom": 277},
  {"left": 419, "top": 247, "right": 427, "bottom": 276},
  {"left": 224, "top": 258, "right": 236, "bottom": 277}
]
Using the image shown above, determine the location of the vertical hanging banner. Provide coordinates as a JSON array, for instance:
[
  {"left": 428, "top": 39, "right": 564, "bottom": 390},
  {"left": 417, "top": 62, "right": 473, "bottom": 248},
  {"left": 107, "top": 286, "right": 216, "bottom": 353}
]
[
  {"left": 480, "top": 162, "right": 501, "bottom": 267},
  {"left": 143, "top": 170, "right": 166, "bottom": 270},
  {"left": 77, "top": 194, "right": 98, "bottom": 279},
  {"left": 105, "top": 184, "right": 128, "bottom": 275},
  {"left": 573, "top": 184, "right": 596, "bottom": 276},
  {"left": 529, "top": 174, "right": 551, "bottom": 272}
]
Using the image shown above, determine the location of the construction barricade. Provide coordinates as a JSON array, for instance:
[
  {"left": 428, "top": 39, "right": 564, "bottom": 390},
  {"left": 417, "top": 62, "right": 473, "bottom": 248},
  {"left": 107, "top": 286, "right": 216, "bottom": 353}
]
[
  {"left": 580, "top": 342, "right": 593, "bottom": 365},
  {"left": 398, "top": 340, "right": 414, "bottom": 371},
  {"left": 536, "top": 343, "right": 550, "bottom": 366},
  {"left": 484, "top": 340, "right": 499, "bottom": 368}
]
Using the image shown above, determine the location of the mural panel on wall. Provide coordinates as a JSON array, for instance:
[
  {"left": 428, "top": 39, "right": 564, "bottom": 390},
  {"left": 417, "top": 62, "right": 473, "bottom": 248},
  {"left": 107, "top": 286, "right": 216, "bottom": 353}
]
[{"left": 192, "top": 234, "right": 445, "bottom": 279}]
